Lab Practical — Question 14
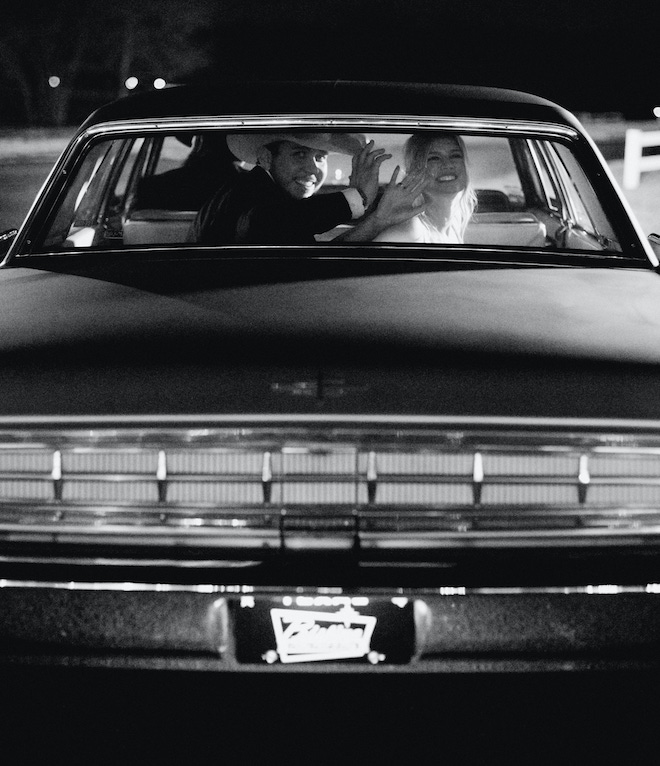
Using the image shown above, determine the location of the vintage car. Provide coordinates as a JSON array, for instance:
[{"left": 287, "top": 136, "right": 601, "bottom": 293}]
[{"left": 2, "top": 80, "right": 660, "bottom": 693}]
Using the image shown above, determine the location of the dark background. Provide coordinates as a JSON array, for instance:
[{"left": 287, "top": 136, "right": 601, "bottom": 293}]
[
  {"left": 2, "top": 0, "right": 660, "bottom": 125},
  {"left": 208, "top": 0, "right": 660, "bottom": 118}
]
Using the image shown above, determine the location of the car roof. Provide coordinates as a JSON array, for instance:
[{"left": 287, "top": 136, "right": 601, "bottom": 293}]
[{"left": 79, "top": 80, "right": 582, "bottom": 132}]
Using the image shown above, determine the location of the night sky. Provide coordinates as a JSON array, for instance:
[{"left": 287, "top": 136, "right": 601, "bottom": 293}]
[
  {"left": 3, "top": 0, "right": 660, "bottom": 121},
  {"left": 205, "top": 0, "right": 660, "bottom": 118}
]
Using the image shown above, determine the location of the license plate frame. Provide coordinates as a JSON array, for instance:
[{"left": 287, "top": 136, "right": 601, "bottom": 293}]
[{"left": 234, "top": 595, "right": 417, "bottom": 665}]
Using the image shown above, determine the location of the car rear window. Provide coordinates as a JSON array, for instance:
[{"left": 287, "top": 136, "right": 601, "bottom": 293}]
[{"left": 33, "top": 130, "right": 623, "bottom": 255}]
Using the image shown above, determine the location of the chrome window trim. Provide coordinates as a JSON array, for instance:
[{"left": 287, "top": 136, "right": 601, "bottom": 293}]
[
  {"left": 16, "top": 112, "right": 660, "bottom": 273},
  {"left": 6, "top": 112, "right": 656, "bottom": 266}
]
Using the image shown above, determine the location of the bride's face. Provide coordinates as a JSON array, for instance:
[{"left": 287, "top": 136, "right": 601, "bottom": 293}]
[{"left": 420, "top": 136, "right": 468, "bottom": 197}]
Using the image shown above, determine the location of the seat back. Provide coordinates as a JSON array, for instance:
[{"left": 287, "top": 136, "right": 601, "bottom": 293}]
[
  {"left": 122, "top": 209, "right": 196, "bottom": 245},
  {"left": 464, "top": 212, "right": 547, "bottom": 248}
]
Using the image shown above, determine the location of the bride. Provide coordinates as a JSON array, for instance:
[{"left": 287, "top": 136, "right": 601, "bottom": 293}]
[
  {"left": 335, "top": 132, "right": 477, "bottom": 244},
  {"left": 374, "top": 133, "right": 477, "bottom": 243}
]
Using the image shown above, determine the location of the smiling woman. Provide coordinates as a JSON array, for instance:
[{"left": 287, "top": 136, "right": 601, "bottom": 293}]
[{"left": 373, "top": 133, "right": 477, "bottom": 244}]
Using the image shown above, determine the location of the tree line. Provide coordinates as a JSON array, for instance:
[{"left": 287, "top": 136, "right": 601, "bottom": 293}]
[{"left": 1, "top": 0, "right": 216, "bottom": 125}]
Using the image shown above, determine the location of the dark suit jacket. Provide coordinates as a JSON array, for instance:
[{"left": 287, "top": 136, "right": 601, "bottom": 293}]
[
  {"left": 191, "top": 167, "right": 352, "bottom": 244},
  {"left": 136, "top": 161, "right": 237, "bottom": 211}
]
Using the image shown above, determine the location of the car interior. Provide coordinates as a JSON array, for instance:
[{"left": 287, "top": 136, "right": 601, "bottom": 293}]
[{"left": 36, "top": 130, "right": 622, "bottom": 254}]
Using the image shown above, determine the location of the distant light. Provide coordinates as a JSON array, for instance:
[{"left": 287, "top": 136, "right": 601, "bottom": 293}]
[
  {"left": 125, "top": 77, "right": 139, "bottom": 90},
  {"left": 653, "top": 106, "right": 660, "bottom": 119},
  {"left": 48, "top": 76, "right": 61, "bottom": 89},
  {"left": 153, "top": 78, "right": 166, "bottom": 90}
]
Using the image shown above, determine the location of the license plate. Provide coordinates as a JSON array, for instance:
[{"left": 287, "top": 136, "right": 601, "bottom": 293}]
[{"left": 234, "top": 595, "right": 416, "bottom": 665}]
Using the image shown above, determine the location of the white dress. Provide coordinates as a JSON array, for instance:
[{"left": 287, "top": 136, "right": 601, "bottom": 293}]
[{"left": 373, "top": 215, "right": 462, "bottom": 244}]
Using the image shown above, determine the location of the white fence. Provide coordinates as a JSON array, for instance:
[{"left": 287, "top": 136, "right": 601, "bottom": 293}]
[{"left": 623, "top": 128, "right": 660, "bottom": 189}]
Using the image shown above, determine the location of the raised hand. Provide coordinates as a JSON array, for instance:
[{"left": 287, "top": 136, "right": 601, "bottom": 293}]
[
  {"left": 349, "top": 140, "right": 392, "bottom": 209},
  {"left": 334, "top": 165, "right": 429, "bottom": 242},
  {"left": 372, "top": 166, "right": 429, "bottom": 227}
]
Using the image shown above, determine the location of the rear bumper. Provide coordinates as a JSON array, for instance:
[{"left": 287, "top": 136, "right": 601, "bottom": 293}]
[
  {"left": 2, "top": 415, "right": 660, "bottom": 672},
  {"left": 3, "top": 577, "right": 660, "bottom": 673}
]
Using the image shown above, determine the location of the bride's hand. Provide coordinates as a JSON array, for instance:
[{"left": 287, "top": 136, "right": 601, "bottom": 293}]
[
  {"left": 332, "top": 167, "right": 429, "bottom": 243},
  {"left": 373, "top": 166, "right": 428, "bottom": 226}
]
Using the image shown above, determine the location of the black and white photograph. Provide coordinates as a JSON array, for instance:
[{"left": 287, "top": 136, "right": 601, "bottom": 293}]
[{"left": 2, "top": 1, "right": 660, "bottom": 762}]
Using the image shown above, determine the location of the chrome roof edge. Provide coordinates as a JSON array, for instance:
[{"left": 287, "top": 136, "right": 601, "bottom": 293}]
[{"left": 79, "top": 115, "right": 579, "bottom": 140}]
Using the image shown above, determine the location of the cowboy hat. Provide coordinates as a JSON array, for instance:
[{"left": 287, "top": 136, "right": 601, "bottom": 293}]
[{"left": 226, "top": 132, "right": 366, "bottom": 165}]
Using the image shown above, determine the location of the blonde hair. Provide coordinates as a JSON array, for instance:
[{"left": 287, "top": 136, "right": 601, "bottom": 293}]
[{"left": 404, "top": 133, "right": 477, "bottom": 240}]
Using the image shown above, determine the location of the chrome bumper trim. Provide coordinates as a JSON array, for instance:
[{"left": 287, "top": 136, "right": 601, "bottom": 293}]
[
  {"left": 0, "top": 417, "right": 658, "bottom": 560},
  {"left": 0, "top": 578, "right": 657, "bottom": 596}
]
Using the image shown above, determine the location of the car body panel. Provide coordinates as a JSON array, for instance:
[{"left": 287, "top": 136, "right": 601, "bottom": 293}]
[{"left": 0, "top": 259, "right": 660, "bottom": 419}]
